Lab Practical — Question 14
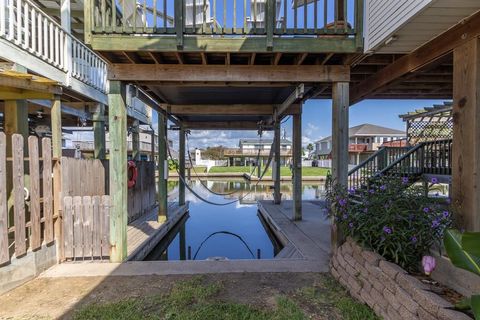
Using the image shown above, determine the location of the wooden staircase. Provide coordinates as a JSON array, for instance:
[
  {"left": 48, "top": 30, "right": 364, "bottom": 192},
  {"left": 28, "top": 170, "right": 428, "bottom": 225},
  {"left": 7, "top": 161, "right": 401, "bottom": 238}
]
[{"left": 347, "top": 139, "right": 453, "bottom": 192}]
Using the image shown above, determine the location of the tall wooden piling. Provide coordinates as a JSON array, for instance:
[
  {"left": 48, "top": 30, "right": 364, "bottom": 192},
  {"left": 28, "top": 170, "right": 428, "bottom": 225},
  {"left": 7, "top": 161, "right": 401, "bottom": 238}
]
[
  {"left": 179, "top": 127, "right": 186, "bottom": 206},
  {"left": 273, "top": 123, "right": 281, "bottom": 204},
  {"left": 108, "top": 81, "right": 128, "bottom": 262},
  {"left": 292, "top": 106, "right": 302, "bottom": 220},
  {"left": 331, "top": 81, "right": 349, "bottom": 249},
  {"left": 158, "top": 112, "right": 168, "bottom": 222}
]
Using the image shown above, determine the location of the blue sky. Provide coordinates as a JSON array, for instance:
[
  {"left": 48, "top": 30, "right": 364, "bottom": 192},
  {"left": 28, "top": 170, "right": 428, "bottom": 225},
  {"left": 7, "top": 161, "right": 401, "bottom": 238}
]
[{"left": 162, "top": 99, "right": 448, "bottom": 149}]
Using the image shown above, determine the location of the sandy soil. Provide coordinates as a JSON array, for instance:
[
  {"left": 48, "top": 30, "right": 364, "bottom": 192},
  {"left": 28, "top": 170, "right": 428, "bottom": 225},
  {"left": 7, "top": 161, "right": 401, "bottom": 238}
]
[{"left": 0, "top": 273, "right": 338, "bottom": 320}]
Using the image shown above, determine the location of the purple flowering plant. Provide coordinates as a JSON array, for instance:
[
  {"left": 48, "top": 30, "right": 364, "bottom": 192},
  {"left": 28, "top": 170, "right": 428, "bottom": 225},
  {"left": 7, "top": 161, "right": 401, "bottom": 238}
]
[{"left": 325, "top": 175, "right": 452, "bottom": 272}]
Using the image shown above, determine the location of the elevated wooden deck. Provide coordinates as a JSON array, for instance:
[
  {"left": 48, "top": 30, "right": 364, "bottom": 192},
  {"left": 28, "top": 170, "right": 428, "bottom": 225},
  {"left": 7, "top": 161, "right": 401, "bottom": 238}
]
[
  {"left": 258, "top": 200, "right": 331, "bottom": 262},
  {"left": 127, "top": 202, "right": 189, "bottom": 261}
]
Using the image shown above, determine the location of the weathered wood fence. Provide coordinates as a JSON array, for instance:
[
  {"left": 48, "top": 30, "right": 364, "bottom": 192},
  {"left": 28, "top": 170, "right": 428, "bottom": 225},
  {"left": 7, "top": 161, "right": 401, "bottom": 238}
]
[
  {"left": 62, "top": 195, "right": 110, "bottom": 260},
  {"left": 61, "top": 157, "right": 107, "bottom": 197},
  {"left": 0, "top": 132, "right": 54, "bottom": 265}
]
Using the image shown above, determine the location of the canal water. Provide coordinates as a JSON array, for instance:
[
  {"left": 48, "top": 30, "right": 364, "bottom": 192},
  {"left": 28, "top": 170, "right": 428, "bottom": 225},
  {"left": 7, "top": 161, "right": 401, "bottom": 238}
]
[{"left": 144, "top": 179, "right": 324, "bottom": 261}]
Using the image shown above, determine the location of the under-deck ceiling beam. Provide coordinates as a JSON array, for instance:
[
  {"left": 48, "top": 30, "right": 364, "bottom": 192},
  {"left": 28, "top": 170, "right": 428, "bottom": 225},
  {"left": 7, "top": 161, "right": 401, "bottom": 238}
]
[
  {"left": 181, "top": 121, "right": 273, "bottom": 130},
  {"left": 108, "top": 64, "right": 350, "bottom": 83},
  {"left": 165, "top": 104, "right": 300, "bottom": 116},
  {"left": 351, "top": 10, "right": 480, "bottom": 103}
]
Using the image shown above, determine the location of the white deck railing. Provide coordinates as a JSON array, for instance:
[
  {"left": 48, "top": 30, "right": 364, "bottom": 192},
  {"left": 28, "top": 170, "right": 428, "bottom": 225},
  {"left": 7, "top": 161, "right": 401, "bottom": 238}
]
[{"left": 0, "top": 0, "right": 107, "bottom": 93}]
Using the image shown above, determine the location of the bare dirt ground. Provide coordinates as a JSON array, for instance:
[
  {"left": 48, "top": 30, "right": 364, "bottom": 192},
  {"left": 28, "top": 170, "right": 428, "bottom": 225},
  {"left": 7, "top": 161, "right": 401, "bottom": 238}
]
[{"left": 0, "top": 273, "right": 345, "bottom": 320}]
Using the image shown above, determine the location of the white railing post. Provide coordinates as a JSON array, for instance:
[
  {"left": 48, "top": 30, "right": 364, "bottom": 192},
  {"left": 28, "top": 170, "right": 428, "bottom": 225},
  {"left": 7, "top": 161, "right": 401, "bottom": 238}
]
[{"left": 61, "top": 0, "right": 72, "bottom": 86}]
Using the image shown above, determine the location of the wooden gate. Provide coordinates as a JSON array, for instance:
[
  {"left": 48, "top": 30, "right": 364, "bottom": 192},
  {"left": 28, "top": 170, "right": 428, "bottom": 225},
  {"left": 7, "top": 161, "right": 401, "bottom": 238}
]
[
  {"left": 62, "top": 195, "right": 110, "bottom": 260},
  {"left": 0, "top": 133, "right": 54, "bottom": 265}
]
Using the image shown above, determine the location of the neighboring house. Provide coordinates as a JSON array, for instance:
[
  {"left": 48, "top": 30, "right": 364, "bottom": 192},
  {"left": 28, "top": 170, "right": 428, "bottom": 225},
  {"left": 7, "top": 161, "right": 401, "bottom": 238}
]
[
  {"left": 224, "top": 138, "right": 292, "bottom": 166},
  {"left": 239, "top": 138, "right": 292, "bottom": 151},
  {"left": 315, "top": 124, "right": 406, "bottom": 166}
]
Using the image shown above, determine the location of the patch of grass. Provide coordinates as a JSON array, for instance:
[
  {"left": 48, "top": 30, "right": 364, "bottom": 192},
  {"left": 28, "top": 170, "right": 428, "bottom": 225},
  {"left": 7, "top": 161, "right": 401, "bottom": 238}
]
[
  {"left": 73, "top": 275, "right": 377, "bottom": 320},
  {"left": 296, "top": 275, "right": 379, "bottom": 320},
  {"left": 73, "top": 277, "right": 307, "bottom": 320},
  {"left": 335, "top": 297, "right": 379, "bottom": 320},
  {"left": 208, "top": 166, "right": 252, "bottom": 173}
]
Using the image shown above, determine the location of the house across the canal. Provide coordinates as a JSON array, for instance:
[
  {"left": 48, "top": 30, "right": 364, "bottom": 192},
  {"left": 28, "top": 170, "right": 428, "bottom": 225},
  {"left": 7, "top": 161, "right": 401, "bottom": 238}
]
[
  {"left": 225, "top": 138, "right": 292, "bottom": 166},
  {"left": 315, "top": 124, "right": 406, "bottom": 165}
]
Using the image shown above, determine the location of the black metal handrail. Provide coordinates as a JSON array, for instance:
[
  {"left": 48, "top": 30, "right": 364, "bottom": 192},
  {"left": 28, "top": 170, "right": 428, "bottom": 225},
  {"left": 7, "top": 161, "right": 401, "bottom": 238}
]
[
  {"left": 347, "top": 139, "right": 452, "bottom": 191},
  {"left": 347, "top": 146, "right": 409, "bottom": 190}
]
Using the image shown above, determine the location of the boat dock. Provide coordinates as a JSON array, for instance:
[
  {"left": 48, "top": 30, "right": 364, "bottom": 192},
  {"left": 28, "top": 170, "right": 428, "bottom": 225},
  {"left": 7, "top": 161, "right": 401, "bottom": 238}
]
[
  {"left": 127, "top": 203, "right": 190, "bottom": 261},
  {"left": 258, "top": 200, "right": 331, "bottom": 261}
]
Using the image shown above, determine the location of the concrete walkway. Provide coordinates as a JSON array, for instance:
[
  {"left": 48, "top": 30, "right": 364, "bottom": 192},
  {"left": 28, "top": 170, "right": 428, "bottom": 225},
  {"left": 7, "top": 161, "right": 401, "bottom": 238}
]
[{"left": 258, "top": 200, "right": 331, "bottom": 261}]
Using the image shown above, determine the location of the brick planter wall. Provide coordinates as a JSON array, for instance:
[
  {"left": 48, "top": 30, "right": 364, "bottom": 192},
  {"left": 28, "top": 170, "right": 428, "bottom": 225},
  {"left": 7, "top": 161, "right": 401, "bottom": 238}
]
[{"left": 330, "top": 238, "right": 472, "bottom": 320}]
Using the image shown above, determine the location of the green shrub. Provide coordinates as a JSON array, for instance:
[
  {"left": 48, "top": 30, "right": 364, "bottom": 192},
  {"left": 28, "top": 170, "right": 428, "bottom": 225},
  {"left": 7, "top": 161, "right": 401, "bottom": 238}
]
[{"left": 325, "top": 175, "right": 452, "bottom": 272}]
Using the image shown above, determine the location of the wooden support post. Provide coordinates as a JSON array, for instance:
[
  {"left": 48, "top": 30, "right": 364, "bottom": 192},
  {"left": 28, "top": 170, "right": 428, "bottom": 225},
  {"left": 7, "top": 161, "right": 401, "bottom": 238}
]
[
  {"left": 158, "top": 112, "right": 168, "bottom": 222},
  {"left": 292, "top": 108, "right": 302, "bottom": 220},
  {"left": 179, "top": 128, "right": 186, "bottom": 206},
  {"left": 93, "top": 103, "right": 106, "bottom": 160},
  {"left": 131, "top": 120, "right": 140, "bottom": 161},
  {"left": 452, "top": 37, "right": 480, "bottom": 231},
  {"left": 108, "top": 81, "right": 128, "bottom": 262},
  {"left": 273, "top": 123, "right": 281, "bottom": 204},
  {"left": 51, "top": 96, "right": 63, "bottom": 260},
  {"left": 331, "top": 81, "right": 349, "bottom": 249}
]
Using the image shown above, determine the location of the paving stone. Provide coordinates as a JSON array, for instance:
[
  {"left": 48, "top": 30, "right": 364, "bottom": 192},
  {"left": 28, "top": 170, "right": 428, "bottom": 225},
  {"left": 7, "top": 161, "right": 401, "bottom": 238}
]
[
  {"left": 337, "top": 252, "right": 347, "bottom": 267},
  {"left": 352, "top": 250, "right": 366, "bottom": 266},
  {"left": 336, "top": 265, "right": 350, "bottom": 282},
  {"left": 379, "top": 260, "right": 407, "bottom": 280},
  {"left": 330, "top": 267, "right": 340, "bottom": 280},
  {"left": 358, "top": 274, "right": 372, "bottom": 293},
  {"left": 347, "top": 275, "right": 362, "bottom": 294},
  {"left": 417, "top": 307, "right": 438, "bottom": 320},
  {"left": 341, "top": 242, "right": 353, "bottom": 255},
  {"left": 412, "top": 289, "right": 453, "bottom": 316},
  {"left": 344, "top": 253, "right": 358, "bottom": 269},
  {"left": 396, "top": 273, "right": 429, "bottom": 294},
  {"left": 354, "top": 261, "right": 368, "bottom": 277},
  {"left": 373, "top": 303, "right": 388, "bottom": 319},
  {"left": 383, "top": 287, "right": 401, "bottom": 310},
  {"left": 396, "top": 287, "right": 418, "bottom": 313},
  {"left": 331, "top": 255, "right": 339, "bottom": 270},
  {"left": 370, "top": 288, "right": 388, "bottom": 309},
  {"left": 360, "top": 288, "right": 375, "bottom": 307},
  {"left": 344, "top": 260, "right": 359, "bottom": 277},
  {"left": 371, "top": 278, "right": 385, "bottom": 292},
  {"left": 361, "top": 250, "right": 382, "bottom": 267},
  {"left": 387, "top": 304, "right": 403, "bottom": 320},
  {"left": 398, "top": 305, "right": 419, "bottom": 320},
  {"left": 379, "top": 270, "right": 399, "bottom": 293},
  {"left": 365, "top": 262, "right": 382, "bottom": 278},
  {"left": 437, "top": 308, "right": 473, "bottom": 320}
]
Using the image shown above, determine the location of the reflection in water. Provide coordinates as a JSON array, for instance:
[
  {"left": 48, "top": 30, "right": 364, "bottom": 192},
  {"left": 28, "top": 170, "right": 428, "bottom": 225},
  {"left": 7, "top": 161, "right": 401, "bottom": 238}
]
[{"left": 145, "top": 180, "right": 325, "bottom": 261}]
